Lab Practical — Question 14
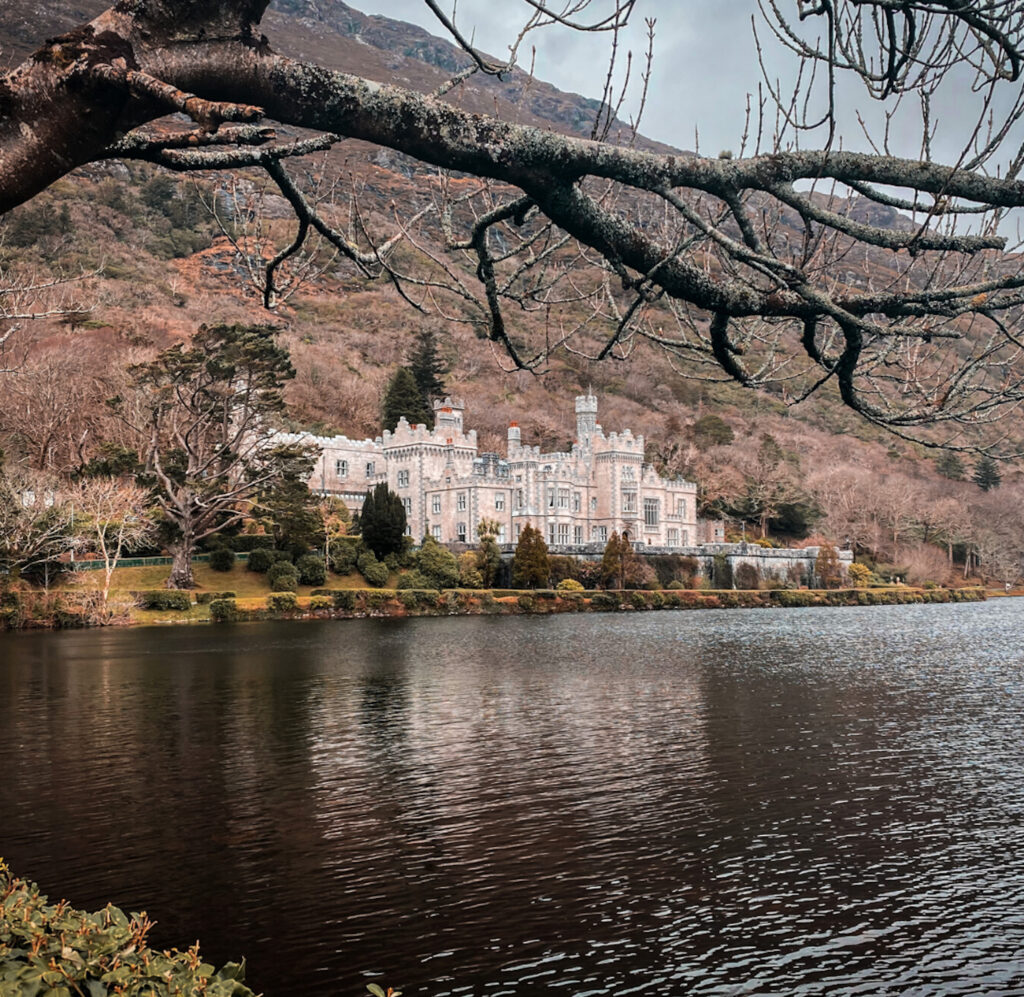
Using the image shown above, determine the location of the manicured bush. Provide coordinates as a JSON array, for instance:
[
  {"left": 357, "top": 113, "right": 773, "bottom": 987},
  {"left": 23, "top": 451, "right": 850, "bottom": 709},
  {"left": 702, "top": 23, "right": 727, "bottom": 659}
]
[
  {"left": 209, "top": 546, "right": 236, "bottom": 572},
  {"left": 309, "top": 595, "right": 333, "bottom": 610},
  {"left": 398, "top": 589, "right": 420, "bottom": 610},
  {"left": 209, "top": 598, "right": 238, "bottom": 622},
  {"left": 666, "top": 580, "right": 685, "bottom": 590},
  {"left": 358, "top": 551, "right": 390, "bottom": 588},
  {"left": 266, "top": 592, "right": 298, "bottom": 611},
  {"left": 517, "top": 594, "right": 536, "bottom": 612},
  {"left": 269, "top": 566, "right": 298, "bottom": 592},
  {"left": 647, "top": 591, "right": 665, "bottom": 609},
  {"left": 361, "top": 590, "right": 391, "bottom": 611},
  {"left": 414, "top": 538, "right": 460, "bottom": 589},
  {"left": 630, "top": 590, "right": 648, "bottom": 609},
  {"left": 556, "top": 578, "right": 584, "bottom": 592},
  {"left": 247, "top": 547, "right": 277, "bottom": 573},
  {"left": 590, "top": 591, "right": 619, "bottom": 610},
  {"left": 397, "top": 569, "right": 434, "bottom": 589},
  {"left": 847, "top": 562, "right": 872, "bottom": 588},
  {"left": 195, "top": 590, "right": 236, "bottom": 604},
  {"left": 267, "top": 561, "right": 295, "bottom": 586},
  {"left": 296, "top": 553, "right": 327, "bottom": 587},
  {"left": 137, "top": 590, "right": 192, "bottom": 611},
  {"left": 0, "top": 861, "right": 255, "bottom": 997}
]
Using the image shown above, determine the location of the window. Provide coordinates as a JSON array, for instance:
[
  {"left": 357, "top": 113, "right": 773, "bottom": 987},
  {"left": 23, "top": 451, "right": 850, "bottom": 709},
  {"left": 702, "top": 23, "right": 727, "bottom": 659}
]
[
  {"left": 397, "top": 470, "right": 409, "bottom": 487},
  {"left": 457, "top": 522, "right": 467, "bottom": 542},
  {"left": 622, "top": 490, "right": 637, "bottom": 514},
  {"left": 402, "top": 497, "right": 412, "bottom": 515},
  {"left": 432, "top": 495, "right": 441, "bottom": 514},
  {"left": 547, "top": 487, "right": 556, "bottom": 509},
  {"left": 593, "top": 525, "right": 608, "bottom": 543},
  {"left": 547, "top": 523, "right": 556, "bottom": 545},
  {"left": 573, "top": 492, "right": 581, "bottom": 512},
  {"left": 667, "top": 528, "right": 679, "bottom": 546},
  {"left": 573, "top": 525, "right": 583, "bottom": 545},
  {"left": 622, "top": 465, "right": 635, "bottom": 481},
  {"left": 676, "top": 498, "right": 687, "bottom": 518},
  {"left": 683, "top": 529, "right": 690, "bottom": 545},
  {"left": 515, "top": 523, "right": 522, "bottom": 539},
  {"left": 495, "top": 493, "right": 505, "bottom": 510},
  {"left": 558, "top": 488, "right": 569, "bottom": 509},
  {"left": 457, "top": 492, "right": 467, "bottom": 511},
  {"left": 590, "top": 497, "right": 598, "bottom": 512},
  {"left": 644, "top": 498, "right": 660, "bottom": 528},
  {"left": 498, "top": 525, "right": 507, "bottom": 542},
  {"left": 366, "top": 462, "right": 375, "bottom": 477},
  {"left": 335, "top": 459, "right": 348, "bottom": 478},
  {"left": 516, "top": 489, "right": 524, "bottom": 509},
  {"left": 431, "top": 524, "right": 442, "bottom": 541},
  {"left": 557, "top": 523, "right": 569, "bottom": 544}
]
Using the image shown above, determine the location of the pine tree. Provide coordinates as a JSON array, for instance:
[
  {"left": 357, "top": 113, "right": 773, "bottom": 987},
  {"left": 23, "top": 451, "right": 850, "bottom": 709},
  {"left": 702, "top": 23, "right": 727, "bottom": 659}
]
[
  {"left": 600, "top": 531, "right": 631, "bottom": 589},
  {"left": 512, "top": 524, "right": 549, "bottom": 588},
  {"left": 935, "top": 451, "right": 965, "bottom": 480},
  {"left": 382, "top": 367, "right": 432, "bottom": 432},
  {"left": 408, "top": 328, "right": 447, "bottom": 402},
  {"left": 360, "top": 482, "right": 407, "bottom": 559},
  {"left": 973, "top": 455, "right": 1001, "bottom": 491}
]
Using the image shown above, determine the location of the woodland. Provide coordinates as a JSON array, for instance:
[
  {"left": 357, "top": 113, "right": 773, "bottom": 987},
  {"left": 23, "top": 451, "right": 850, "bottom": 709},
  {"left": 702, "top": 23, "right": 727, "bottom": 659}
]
[{"left": 3, "top": 0, "right": 1024, "bottom": 592}]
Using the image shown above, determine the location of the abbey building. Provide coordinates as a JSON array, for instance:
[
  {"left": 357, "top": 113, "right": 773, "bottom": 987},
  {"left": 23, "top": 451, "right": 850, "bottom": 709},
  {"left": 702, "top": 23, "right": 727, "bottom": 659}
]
[{"left": 280, "top": 394, "right": 702, "bottom": 549}]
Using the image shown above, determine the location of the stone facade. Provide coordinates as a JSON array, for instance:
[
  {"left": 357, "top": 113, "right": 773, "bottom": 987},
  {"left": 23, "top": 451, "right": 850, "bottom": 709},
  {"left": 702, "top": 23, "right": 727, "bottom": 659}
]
[{"left": 280, "top": 394, "right": 703, "bottom": 549}]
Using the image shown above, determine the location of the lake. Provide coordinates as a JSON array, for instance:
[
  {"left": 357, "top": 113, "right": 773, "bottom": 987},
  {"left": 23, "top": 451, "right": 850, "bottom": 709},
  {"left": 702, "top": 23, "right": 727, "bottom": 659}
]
[{"left": 3, "top": 601, "right": 1024, "bottom": 995}]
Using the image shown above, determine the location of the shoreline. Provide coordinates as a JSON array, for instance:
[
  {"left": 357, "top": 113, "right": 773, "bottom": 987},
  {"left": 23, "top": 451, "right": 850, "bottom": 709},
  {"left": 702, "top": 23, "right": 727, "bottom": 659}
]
[{"left": 1, "top": 585, "right": 988, "bottom": 632}]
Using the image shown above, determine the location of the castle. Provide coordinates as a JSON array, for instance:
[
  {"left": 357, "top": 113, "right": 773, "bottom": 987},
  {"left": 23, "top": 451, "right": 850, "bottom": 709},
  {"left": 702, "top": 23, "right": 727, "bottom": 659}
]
[{"left": 281, "top": 394, "right": 706, "bottom": 549}]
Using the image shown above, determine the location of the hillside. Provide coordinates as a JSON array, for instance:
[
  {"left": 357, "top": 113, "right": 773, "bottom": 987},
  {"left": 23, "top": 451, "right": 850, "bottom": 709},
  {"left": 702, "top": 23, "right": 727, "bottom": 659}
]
[{"left": 1, "top": 0, "right": 1022, "bottom": 582}]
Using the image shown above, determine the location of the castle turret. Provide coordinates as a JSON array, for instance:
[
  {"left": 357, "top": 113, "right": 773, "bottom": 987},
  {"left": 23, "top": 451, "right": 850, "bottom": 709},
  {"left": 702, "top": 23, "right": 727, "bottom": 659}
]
[
  {"left": 575, "top": 392, "right": 598, "bottom": 444},
  {"left": 507, "top": 421, "right": 521, "bottom": 450},
  {"left": 434, "top": 397, "right": 464, "bottom": 435}
]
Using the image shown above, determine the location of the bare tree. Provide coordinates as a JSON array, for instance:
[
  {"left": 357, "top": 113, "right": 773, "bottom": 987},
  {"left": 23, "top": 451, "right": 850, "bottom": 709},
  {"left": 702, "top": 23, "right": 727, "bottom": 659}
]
[
  {"left": 71, "top": 477, "right": 155, "bottom": 610},
  {"left": 0, "top": 465, "right": 78, "bottom": 586},
  {"left": 5, "top": 2, "right": 1024, "bottom": 449}
]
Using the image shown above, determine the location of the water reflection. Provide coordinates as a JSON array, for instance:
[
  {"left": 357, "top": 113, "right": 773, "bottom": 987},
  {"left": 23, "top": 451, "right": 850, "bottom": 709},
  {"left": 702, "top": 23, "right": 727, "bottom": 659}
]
[{"left": 2, "top": 603, "right": 1024, "bottom": 995}]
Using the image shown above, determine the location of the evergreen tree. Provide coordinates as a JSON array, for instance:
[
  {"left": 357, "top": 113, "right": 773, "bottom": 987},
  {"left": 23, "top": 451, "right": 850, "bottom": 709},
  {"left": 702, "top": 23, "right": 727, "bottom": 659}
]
[
  {"left": 973, "top": 455, "right": 1001, "bottom": 491},
  {"left": 382, "top": 367, "right": 432, "bottom": 432},
  {"left": 408, "top": 328, "right": 448, "bottom": 402},
  {"left": 475, "top": 519, "right": 503, "bottom": 588},
  {"left": 935, "top": 451, "right": 966, "bottom": 481},
  {"left": 600, "top": 530, "right": 631, "bottom": 589},
  {"left": 360, "top": 482, "right": 407, "bottom": 559},
  {"left": 512, "top": 524, "right": 549, "bottom": 588}
]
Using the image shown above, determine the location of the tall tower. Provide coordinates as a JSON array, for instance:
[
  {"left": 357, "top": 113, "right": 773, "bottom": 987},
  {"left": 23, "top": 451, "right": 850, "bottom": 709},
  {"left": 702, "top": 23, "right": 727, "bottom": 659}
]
[{"left": 575, "top": 392, "right": 598, "bottom": 444}]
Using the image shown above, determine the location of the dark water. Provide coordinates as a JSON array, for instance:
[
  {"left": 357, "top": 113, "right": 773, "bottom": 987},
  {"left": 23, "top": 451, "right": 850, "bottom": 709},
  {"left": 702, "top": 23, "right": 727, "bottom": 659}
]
[{"left": 3, "top": 601, "right": 1024, "bottom": 996}]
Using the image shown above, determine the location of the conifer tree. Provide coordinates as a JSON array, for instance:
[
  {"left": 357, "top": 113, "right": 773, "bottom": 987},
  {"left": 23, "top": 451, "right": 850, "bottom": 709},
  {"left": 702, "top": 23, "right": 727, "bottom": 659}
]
[
  {"left": 935, "top": 452, "right": 965, "bottom": 481},
  {"left": 512, "top": 524, "right": 549, "bottom": 588},
  {"left": 408, "top": 328, "right": 448, "bottom": 403},
  {"left": 600, "top": 531, "right": 631, "bottom": 589},
  {"left": 360, "top": 481, "right": 407, "bottom": 559},
  {"left": 973, "top": 456, "right": 1001, "bottom": 491},
  {"left": 382, "top": 367, "right": 432, "bottom": 432}
]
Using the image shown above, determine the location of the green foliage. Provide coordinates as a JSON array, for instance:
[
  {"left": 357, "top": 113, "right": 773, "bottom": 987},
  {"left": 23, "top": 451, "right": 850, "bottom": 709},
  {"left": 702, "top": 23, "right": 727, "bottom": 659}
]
[
  {"left": 935, "top": 451, "right": 966, "bottom": 480},
  {"left": 458, "top": 550, "right": 484, "bottom": 589},
  {"left": 409, "top": 328, "right": 448, "bottom": 403},
  {"left": 599, "top": 530, "right": 632, "bottom": 588},
  {"left": 77, "top": 442, "right": 141, "bottom": 479},
  {"left": 590, "top": 591, "right": 620, "bottom": 609},
  {"left": 0, "top": 861, "right": 255, "bottom": 996},
  {"left": 712, "top": 553, "right": 733, "bottom": 589},
  {"left": 209, "top": 598, "right": 238, "bottom": 622},
  {"left": 246, "top": 547, "right": 277, "bottom": 572},
  {"left": 361, "top": 482, "right": 407, "bottom": 559},
  {"left": 357, "top": 549, "right": 390, "bottom": 587},
  {"left": 209, "top": 546, "right": 236, "bottom": 572},
  {"left": 630, "top": 590, "right": 648, "bottom": 609},
  {"left": 382, "top": 366, "right": 432, "bottom": 432},
  {"left": 309, "top": 595, "right": 334, "bottom": 610},
  {"left": 137, "top": 590, "right": 191, "bottom": 611},
  {"left": 258, "top": 472, "right": 321, "bottom": 556},
  {"left": 556, "top": 578, "right": 585, "bottom": 591},
  {"left": 266, "top": 592, "right": 298, "bottom": 611},
  {"left": 296, "top": 553, "right": 327, "bottom": 587},
  {"left": 848, "top": 562, "right": 872, "bottom": 588},
  {"left": 512, "top": 524, "right": 549, "bottom": 588},
  {"left": 474, "top": 528, "right": 503, "bottom": 587},
  {"left": 329, "top": 536, "right": 362, "bottom": 575},
  {"left": 691, "top": 413, "right": 734, "bottom": 450},
  {"left": 195, "top": 590, "right": 236, "bottom": 604},
  {"left": 814, "top": 543, "right": 843, "bottom": 589},
  {"left": 269, "top": 565, "right": 298, "bottom": 592},
  {"left": 973, "top": 455, "right": 1001, "bottom": 491},
  {"left": 413, "top": 537, "right": 460, "bottom": 589}
]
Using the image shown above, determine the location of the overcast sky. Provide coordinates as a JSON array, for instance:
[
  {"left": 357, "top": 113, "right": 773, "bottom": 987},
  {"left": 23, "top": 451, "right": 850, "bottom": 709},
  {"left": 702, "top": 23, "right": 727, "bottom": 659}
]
[{"left": 350, "top": 1, "right": 1006, "bottom": 168}]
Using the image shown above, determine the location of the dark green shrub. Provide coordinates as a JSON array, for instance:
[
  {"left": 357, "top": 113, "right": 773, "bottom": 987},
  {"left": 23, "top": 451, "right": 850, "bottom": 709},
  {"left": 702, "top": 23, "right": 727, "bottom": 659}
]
[
  {"left": 358, "top": 552, "right": 390, "bottom": 588},
  {"left": 209, "top": 546, "right": 236, "bottom": 572},
  {"left": 517, "top": 594, "right": 536, "bottom": 612},
  {"left": 397, "top": 569, "right": 434, "bottom": 589},
  {"left": 666, "top": 580, "right": 685, "bottom": 590},
  {"left": 270, "top": 567, "right": 298, "bottom": 592},
  {"left": 296, "top": 553, "right": 327, "bottom": 587},
  {"left": 329, "top": 537, "right": 362, "bottom": 575},
  {"left": 195, "top": 590, "right": 236, "bottom": 604},
  {"left": 331, "top": 590, "right": 357, "bottom": 611},
  {"left": 247, "top": 547, "right": 276, "bottom": 573},
  {"left": 267, "top": 592, "right": 298, "bottom": 611},
  {"left": 310, "top": 595, "right": 333, "bottom": 610},
  {"left": 361, "top": 590, "right": 390, "bottom": 611},
  {"left": 590, "top": 591, "right": 619, "bottom": 610},
  {"left": 267, "top": 561, "right": 295, "bottom": 586},
  {"left": 230, "top": 534, "right": 275, "bottom": 553},
  {"left": 0, "top": 862, "right": 255, "bottom": 997},
  {"left": 413, "top": 538, "right": 460, "bottom": 589},
  {"left": 630, "top": 590, "right": 648, "bottom": 609},
  {"left": 399, "top": 590, "right": 420, "bottom": 610},
  {"left": 648, "top": 591, "right": 665, "bottom": 609},
  {"left": 137, "top": 590, "right": 192, "bottom": 611},
  {"left": 209, "top": 598, "right": 238, "bottom": 622}
]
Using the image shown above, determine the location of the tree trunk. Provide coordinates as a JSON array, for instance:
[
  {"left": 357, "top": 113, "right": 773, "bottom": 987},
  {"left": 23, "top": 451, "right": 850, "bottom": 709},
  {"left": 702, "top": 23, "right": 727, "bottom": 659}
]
[{"left": 167, "top": 540, "right": 194, "bottom": 589}]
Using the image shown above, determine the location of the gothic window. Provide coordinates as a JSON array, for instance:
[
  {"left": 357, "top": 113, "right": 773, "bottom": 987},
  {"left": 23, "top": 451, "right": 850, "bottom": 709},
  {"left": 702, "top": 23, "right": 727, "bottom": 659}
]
[
  {"left": 558, "top": 488, "right": 569, "bottom": 509},
  {"left": 457, "top": 492, "right": 467, "bottom": 511},
  {"left": 432, "top": 495, "right": 441, "bottom": 515},
  {"left": 397, "top": 470, "right": 409, "bottom": 487},
  {"left": 335, "top": 459, "right": 348, "bottom": 478},
  {"left": 667, "top": 528, "right": 679, "bottom": 546},
  {"left": 593, "top": 525, "right": 608, "bottom": 543},
  {"left": 547, "top": 487, "right": 556, "bottom": 509},
  {"left": 573, "top": 525, "right": 583, "bottom": 545},
  {"left": 644, "top": 498, "right": 660, "bottom": 527},
  {"left": 622, "top": 465, "right": 635, "bottom": 481},
  {"left": 622, "top": 490, "right": 637, "bottom": 514},
  {"left": 547, "top": 523, "right": 556, "bottom": 545},
  {"left": 516, "top": 489, "right": 524, "bottom": 509},
  {"left": 676, "top": 497, "right": 687, "bottom": 518},
  {"left": 590, "top": 496, "right": 598, "bottom": 512}
]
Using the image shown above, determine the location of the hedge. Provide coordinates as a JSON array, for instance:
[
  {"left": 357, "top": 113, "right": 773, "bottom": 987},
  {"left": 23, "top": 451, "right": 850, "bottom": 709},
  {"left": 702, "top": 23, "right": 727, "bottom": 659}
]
[
  {"left": 196, "top": 590, "right": 236, "bottom": 605},
  {"left": 136, "top": 590, "right": 192, "bottom": 611}
]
